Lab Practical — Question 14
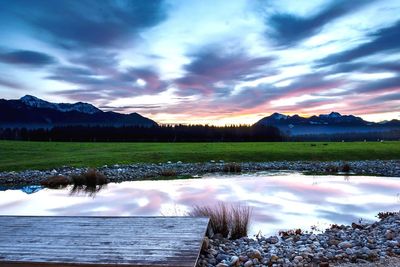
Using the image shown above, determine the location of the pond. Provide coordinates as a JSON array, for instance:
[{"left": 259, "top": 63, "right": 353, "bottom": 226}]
[{"left": 0, "top": 172, "right": 399, "bottom": 236}]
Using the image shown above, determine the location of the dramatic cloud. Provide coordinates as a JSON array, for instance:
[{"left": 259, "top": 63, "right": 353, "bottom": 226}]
[
  {"left": 372, "top": 93, "right": 400, "bottom": 102},
  {"left": 267, "top": 0, "right": 373, "bottom": 47},
  {"left": 48, "top": 65, "right": 168, "bottom": 101},
  {"left": 174, "top": 45, "right": 275, "bottom": 96},
  {"left": 328, "top": 61, "right": 400, "bottom": 74},
  {"left": 161, "top": 73, "right": 344, "bottom": 118},
  {"left": 0, "top": 78, "right": 25, "bottom": 90},
  {"left": 0, "top": 49, "right": 56, "bottom": 67},
  {"left": 355, "top": 75, "right": 400, "bottom": 93},
  {"left": 354, "top": 92, "right": 400, "bottom": 110},
  {"left": 280, "top": 74, "right": 344, "bottom": 97},
  {"left": 0, "top": 0, "right": 168, "bottom": 49},
  {"left": 100, "top": 105, "right": 162, "bottom": 111},
  {"left": 0, "top": 0, "right": 399, "bottom": 124},
  {"left": 318, "top": 20, "right": 400, "bottom": 66}
]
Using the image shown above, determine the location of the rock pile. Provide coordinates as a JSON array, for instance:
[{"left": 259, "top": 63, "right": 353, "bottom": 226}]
[{"left": 197, "top": 213, "right": 400, "bottom": 267}]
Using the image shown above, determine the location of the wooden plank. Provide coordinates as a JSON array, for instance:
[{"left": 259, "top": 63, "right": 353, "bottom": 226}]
[{"left": 0, "top": 216, "right": 209, "bottom": 267}]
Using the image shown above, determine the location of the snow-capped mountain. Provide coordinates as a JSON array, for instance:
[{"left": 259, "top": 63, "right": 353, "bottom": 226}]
[
  {"left": 20, "top": 95, "right": 101, "bottom": 114},
  {"left": 319, "top": 112, "right": 341, "bottom": 119},
  {"left": 255, "top": 112, "right": 399, "bottom": 136},
  {"left": 0, "top": 95, "right": 158, "bottom": 128},
  {"left": 257, "top": 112, "right": 367, "bottom": 126},
  {"left": 269, "top": 112, "right": 288, "bottom": 120}
]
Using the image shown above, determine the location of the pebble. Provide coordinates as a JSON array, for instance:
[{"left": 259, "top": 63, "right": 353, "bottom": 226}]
[
  {"left": 197, "top": 212, "right": 400, "bottom": 267},
  {"left": 338, "top": 241, "right": 353, "bottom": 249},
  {"left": 247, "top": 249, "right": 262, "bottom": 259},
  {"left": 385, "top": 230, "right": 395, "bottom": 240},
  {"left": 1, "top": 160, "right": 399, "bottom": 187},
  {"left": 229, "top": 256, "right": 239, "bottom": 266},
  {"left": 244, "top": 260, "right": 253, "bottom": 267}
]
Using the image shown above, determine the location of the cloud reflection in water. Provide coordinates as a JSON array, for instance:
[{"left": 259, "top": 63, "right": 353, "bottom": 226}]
[{"left": 0, "top": 172, "right": 399, "bottom": 236}]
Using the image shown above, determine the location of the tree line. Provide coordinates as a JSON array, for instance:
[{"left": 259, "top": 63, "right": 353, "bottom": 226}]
[
  {"left": 0, "top": 124, "right": 284, "bottom": 142},
  {"left": 291, "top": 129, "right": 400, "bottom": 141}
]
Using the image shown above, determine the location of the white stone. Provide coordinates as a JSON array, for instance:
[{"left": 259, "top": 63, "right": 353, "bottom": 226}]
[{"left": 230, "top": 256, "right": 239, "bottom": 266}]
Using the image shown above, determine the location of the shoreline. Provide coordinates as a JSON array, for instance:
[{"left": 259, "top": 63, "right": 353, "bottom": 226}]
[
  {"left": 0, "top": 159, "right": 399, "bottom": 186},
  {"left": 199, "top": 212, "right": 400, "bottom": 267},
  {"left": 1, "top": 160, "right": 399, "bottom": 266}
]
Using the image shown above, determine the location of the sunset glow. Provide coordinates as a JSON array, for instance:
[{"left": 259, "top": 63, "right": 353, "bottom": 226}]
[{"left": 0, "top": 0, "right": 399, "bottom": 124}]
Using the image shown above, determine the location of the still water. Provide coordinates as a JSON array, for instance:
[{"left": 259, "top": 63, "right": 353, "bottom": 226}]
[{"left": 0, "top": 172, "right": 399, "bottom": 236}]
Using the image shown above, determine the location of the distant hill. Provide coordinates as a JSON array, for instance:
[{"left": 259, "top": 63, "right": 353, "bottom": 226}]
[
  {"left": 1, "top": 95, "right": 399, "bottom": 139},
  {"left": 0, "top": 95, "right": 158, "bottom": 128},
  {"left": 255, "top": 112, "right": 400, "bottom": 136}
]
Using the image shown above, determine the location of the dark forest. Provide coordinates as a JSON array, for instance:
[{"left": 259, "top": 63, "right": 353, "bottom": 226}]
[{"left": 0, "top": 125, "right": 284, "bottom": 142}]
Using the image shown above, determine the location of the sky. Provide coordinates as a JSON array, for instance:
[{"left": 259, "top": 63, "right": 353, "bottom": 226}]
[{"left": 0, "top": 0, "right": 399, "bottom": 125}]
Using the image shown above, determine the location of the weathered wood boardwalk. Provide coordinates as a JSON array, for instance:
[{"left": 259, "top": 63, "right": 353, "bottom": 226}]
[{"left": 0, "top": 216, "right": 209, "bottom": 267}]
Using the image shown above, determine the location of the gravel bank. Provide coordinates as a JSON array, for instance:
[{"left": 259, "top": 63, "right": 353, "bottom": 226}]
[
  {"left": 198, "top": 213, "right": 400, "bottom": 267},
  {"left": 333, "top": 257, "right": 400, "bottom": 266},
  {"left": 0, "top": 160, "right": 399, "bottom": 186}
]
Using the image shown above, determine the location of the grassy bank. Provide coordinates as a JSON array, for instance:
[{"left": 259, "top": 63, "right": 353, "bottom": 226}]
[{"left": 0, "top": 140, "right": 399, "bottom": 171}]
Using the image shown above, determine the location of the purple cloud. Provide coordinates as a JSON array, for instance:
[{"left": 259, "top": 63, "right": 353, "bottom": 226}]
[
  {"left": 267, "top": 0, "right": 374, "bottom": 47},
  {"left": 0, "top": 49, "right": 56, "bottom": 67},
  {"left": 318, "top": 20, "right": 400, "bottom": 66},
  {"left": 174, "top": 45, "right": 275, "bottom": 96},
  {"left": 0, "top": 0, "right": 168, "bottom": 49}
]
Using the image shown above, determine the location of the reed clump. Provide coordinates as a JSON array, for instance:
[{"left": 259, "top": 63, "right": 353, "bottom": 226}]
[
  {"left": 71, "top": 168, "right": 108, "bottom": 186},
  {"left": 279, "top": 228, "right": 302, "bottom": 239},
  {"left": 377, "top": 211, "right": 398, "bottom": 220},
  {"left": 341, "top": 163, "right": 351, "bottom": 172},
  {"left": 223, "top": 163, "right": 242, "bottom": 173},
  {"left": 230, "top": 204, "right": 252, "bottom": 239},
  {"left": 159, "top": 169, "right": 177, "bottom": 177},
  {"left": 41, "top": 169, "right": 107, "bottom": 190},
  {"left": 188, "top": 202, "right": 252, "bottom": 239},
  {"left": 41, "top": 175, "right": 71, "bottom": 189}
]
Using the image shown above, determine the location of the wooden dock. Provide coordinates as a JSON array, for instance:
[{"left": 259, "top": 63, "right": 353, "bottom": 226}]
[{"left": 0, "top": 216, "right": 210, "bottom": 267}]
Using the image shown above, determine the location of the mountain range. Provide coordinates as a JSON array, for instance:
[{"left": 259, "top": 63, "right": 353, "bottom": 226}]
[
  {"left": 0, "top": 95, "right": 157, "bottom": 128},
  {"left": 256, "top": 112, "right": 400, "bottom": 136},
  {"left": 0, "top": 95, "right": 399, "bottom": 136}
]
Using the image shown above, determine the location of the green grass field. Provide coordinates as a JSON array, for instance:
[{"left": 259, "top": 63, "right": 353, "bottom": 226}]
[{"left": 0, "top": 140, "right": 399, "bottom": 171}]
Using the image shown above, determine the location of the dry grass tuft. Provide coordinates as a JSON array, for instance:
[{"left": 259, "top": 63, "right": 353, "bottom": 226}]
[
  {"left": 223, "top": 163, "right": 242, "bottom": 173},
  {"left": 71, "top": 169, "right": 108, "bottom": 186},
  {"left": 279, "top": 228, "right": 302, "bottom": 238},
  {"left": 341, "top": 163, "right": 351, "bottom": 172},
  {"left": 230, "top": 204, "right": 252, "bottom": 239},
  {"left": 330, "top": 223, "right": 345, "bottom": 230},
  {"left": 189, "top": 203, "right": 229, "bottom": 237},
  {"left": 68, "top": 169, "right": 108, "bottom": 197},
  {"left": 188, "top": 202, "right": 252, "bottom": 239},
  {"left": 159, "top": 169, "right": 177, "bottom": 177},
  {"left": 41, "top": 175, "right": 71, "bottom": 189},
  {"left": 377, "top": 211, "right": 398, "bottom": 220}
]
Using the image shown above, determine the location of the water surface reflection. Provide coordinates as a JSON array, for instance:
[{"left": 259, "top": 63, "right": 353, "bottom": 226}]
[{"left": 0, "top": 172, "right": 399, "bottom": 236}]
